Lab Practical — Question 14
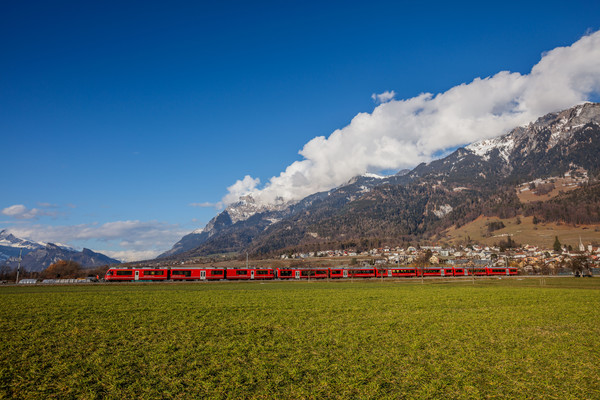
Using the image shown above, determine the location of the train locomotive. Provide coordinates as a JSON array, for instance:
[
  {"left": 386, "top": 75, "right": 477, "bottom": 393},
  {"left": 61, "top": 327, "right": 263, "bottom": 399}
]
[{"left": 104, "top": 265, "right": 518, "bottom": 282}]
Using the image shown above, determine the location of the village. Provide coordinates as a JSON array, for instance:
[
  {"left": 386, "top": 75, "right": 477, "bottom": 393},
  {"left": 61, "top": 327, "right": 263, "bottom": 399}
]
[{"left": 280, "top": 239, "right": 600, "bottom": 276}]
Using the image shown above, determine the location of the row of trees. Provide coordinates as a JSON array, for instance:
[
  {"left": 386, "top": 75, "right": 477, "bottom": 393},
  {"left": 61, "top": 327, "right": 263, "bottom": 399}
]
[{"left": 0, "top": 260, "right": 110, "bottom": 282}]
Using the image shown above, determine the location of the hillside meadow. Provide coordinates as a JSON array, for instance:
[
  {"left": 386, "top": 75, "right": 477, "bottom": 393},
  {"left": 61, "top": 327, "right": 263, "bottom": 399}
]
[
  {"left": 442, "top": 215, "right": 600, "bottom": 249},
  {"left": 1, "top": 278, "right": 599, "bottom": 399}
]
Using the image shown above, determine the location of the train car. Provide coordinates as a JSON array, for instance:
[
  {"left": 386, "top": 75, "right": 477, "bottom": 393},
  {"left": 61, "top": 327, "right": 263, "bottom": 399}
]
[
  {"left": 301, "top": 269, "right": 329, "bottom": 279},
  {"left": 329, "top": 268, "right": 348, "bottom": 279},
  {"left": 465, "top": 267, "right": 488, "bottom": 276},
  {"left": 376, "top": 267, "right": 418, "bottom": 278},
  {"left": 170, "top": 268, "right": 226, "bottom": 281},
  {"left": 226, "top": 268, "right": 275, "bottom": 280},
  {"left": 105, "top": 267, "right": 168, "bottom": 282},
  {"left": 419, "top": 267, "right": 443, "bottom": 277},
  {"left": 440, "top": 267, "right": 454, "bottom": 277},
  {"left": 347, "top": 268, "right": 377, "bottom": 278},
  {"left": 276, "top": 268, "right": 295, "bottom": 279},
  {"left": 452, "top": 267, "right": 468, "bottom": 276},
  {"left": 486, "top": 267, "right": 519, "bottom": 276},
  {"left": 276, "top": 268, "right": 329, "bottom": 279}
]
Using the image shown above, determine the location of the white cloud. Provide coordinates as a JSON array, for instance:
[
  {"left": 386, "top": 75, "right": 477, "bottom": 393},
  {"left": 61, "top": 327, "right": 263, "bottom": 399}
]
[
  {"left": 2, "top": 204, "right": 47, "bottom": 219},
  {"left": 221, "top": 31, "right": 600, "bottom": 206},
  {"left": 371, "top": 90, "right": 396, "bottom": 104},
  {"left": 2, "top": 205, "right": 27, "bottom": 217},
  {"left": 99, "top": 249, "right": 163, "bottom": 263},
  {"left": 221, "top": 175, "right": 260, "bottom": 205},
  {"left": 189, "top": 202, "right": 221, "bottom": 209},
  {"left": 37, "top": 202, "right": 58, "bottom": 208}
]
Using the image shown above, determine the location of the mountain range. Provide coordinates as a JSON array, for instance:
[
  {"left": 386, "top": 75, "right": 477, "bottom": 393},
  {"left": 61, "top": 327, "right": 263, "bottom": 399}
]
[
  {"left": 161, "top": 102, "right": 600, "bottom": 259},
  {"left": 0, "top": 230, "right": 120, "bottom": 272}
]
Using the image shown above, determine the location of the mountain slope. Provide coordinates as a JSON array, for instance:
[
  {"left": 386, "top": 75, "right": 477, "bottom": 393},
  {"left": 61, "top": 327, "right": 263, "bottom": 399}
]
[
  {"left": 0, "top": 230, "right": 121, "bottom": 271},
  {"left": 0, "top": 230, "right": 44, "bottom": 262},
  {"left": 159, "top": 174, "right": 404, "bottom": 258},
  {"left": 167, "top": 102, "right": 600, "bottom": 258}
]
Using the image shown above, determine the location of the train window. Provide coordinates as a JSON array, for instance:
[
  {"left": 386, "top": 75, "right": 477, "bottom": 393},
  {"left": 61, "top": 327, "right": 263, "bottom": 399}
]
[
  {"left": 256, "top": 270, "right": 270, "bottom": 275},
  {"left": 116, "top": 270, "right": 133, "bottom": 276},
  {"left": 143, "top": 270, "right": 165, "bottom": 276},
  {"left": 236, "top": 270, "right": 247, "bottom": 275},
  {"left": 211, "top": 270, "right": 224, "bottom": 275},
  {"left": 279, "top": 270, "right": 292, "bottom": 277},
  {"left": 172, "top": 270, "right": 191, "bottom": 277}
]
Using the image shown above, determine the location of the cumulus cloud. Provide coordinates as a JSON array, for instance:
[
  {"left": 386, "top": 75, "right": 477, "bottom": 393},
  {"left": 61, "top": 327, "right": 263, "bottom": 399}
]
[
  {"left": 221, "top": 30, "right": 600, "bottom": 206},
  {"left": 6, "top": 220, "right": 186, "bottom": 262},
  {"left": 371, "top": 90, "right": 396, "bottom": 104},
  {"left": 2, "top": 204, "right": 48, "bottom": 219},
  {"left": 221, "top": 175, "right": 261, "bottom": 205}
]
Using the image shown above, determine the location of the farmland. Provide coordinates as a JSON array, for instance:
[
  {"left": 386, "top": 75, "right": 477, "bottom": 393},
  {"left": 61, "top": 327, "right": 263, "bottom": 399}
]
[{"left": 1, "top": 278, "right": 599, "bottom": 399}]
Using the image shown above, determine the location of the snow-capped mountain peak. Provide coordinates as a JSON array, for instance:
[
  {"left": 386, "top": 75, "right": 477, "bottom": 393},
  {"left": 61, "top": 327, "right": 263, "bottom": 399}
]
[
  {"left": 224, "top": 194, "right": 295, "bottom": 224},
  {"left": 0, "top": 229, "right": 44, "bottom": 250},
  {"left": 465, "top": 136, "right": 515, "bottom": 163},
  {"left": 466, "top": 102, "right": 600, "bottom": 164}
]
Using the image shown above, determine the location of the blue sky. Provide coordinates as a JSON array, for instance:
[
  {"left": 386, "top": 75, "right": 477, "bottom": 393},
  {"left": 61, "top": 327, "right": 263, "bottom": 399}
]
[{"left": 2, "top": 1, "right": 600, "bottom": 261}]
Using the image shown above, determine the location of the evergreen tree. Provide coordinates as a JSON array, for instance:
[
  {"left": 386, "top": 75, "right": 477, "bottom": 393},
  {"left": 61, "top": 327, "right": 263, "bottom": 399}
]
[{"left": 553, "top": 236, "right": 562, "bottom": 252}]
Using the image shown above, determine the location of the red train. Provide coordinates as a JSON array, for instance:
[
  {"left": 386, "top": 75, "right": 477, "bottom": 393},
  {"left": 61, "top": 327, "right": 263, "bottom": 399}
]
[{"left": 104, "top": 265, "right": 518, "bottom": 281}]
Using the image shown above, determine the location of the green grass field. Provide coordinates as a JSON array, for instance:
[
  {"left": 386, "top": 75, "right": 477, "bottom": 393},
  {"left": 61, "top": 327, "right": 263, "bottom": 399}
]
[{"left": 1, "top": 278, "right": 599, "bottom": 399}]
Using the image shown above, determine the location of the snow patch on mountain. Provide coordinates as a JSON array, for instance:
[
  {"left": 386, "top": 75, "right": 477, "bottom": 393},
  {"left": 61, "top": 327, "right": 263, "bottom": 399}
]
[
  {"left": 225, "top": 195, "right": 296, "bottom": 224},
  {"left": 362, "top": 173, "right": 386, "bottom": 179},
  {"left": 466, "top": 103, "right": 600, "bottom": 163},
  {"left": 0, "top": 230, "right": 44, "bottom": 250},
  {"left": 466, "top": 136, "right": 515, "bottom": 163},
  {"left": 433, "top": 204, "right": 453, "bottom": 218}
]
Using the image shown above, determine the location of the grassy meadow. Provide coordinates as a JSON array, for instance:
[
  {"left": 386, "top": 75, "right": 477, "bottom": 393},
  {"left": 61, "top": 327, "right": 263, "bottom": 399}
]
[
  {"left": 1, "top": 278, "right": 599, "bottom": 399},
  {"left": 442, "top": 215, "right": 600, "bottom": 249}
]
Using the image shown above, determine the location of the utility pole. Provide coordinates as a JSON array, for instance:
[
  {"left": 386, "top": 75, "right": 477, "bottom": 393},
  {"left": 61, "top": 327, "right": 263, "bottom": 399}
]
[
  {"left": 246, "top": 252, "right": 249, "bottom": 269},
  {"left": 16, "top": 249, "right": 22, "bottom": 284}
]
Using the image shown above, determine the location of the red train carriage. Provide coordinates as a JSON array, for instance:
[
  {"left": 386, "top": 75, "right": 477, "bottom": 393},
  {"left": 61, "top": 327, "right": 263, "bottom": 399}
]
[
  {"left": 105, "top": 267, "right": 168, "bottom": 282},
  {"left": 276, "top": 268, "right": 329, "bottom": 279},
  {"left": 466, "top": 267, "right": 488, "bottom": 276},
  {"left": 276, "top": 268, "right": 295, "bottom": 279},
  {"left": 376, "top": 267, "right": 418, "bottom": 278},
  {"left": 486, "top": 267, "right": 518, "bottom": 276},
  {"left": 170, "top": 268, "right": 225, "bottom": 281},
  {"left": 226, "top": 268, "right": 275, "bottom": 280},
  {"left": 419, "top": 267, "right": 442, "bottom": 277},
  {"left": 301, "top": 269, "right": 329, "bottom": 279},
  {"left": 328, "top": 268, "right": 348, "bottom": 279},
  {"left": 254, "top": 269, "right": 275, "bottom": 280},
  {"left": 452, "top": 267, "right": 468, "bottom": 276},
  {"left": 105, "top": 267, "right": 134, "bottom": 281},
  {"left": 347, "top": 268, "right": 377, "bottom": 278}
]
